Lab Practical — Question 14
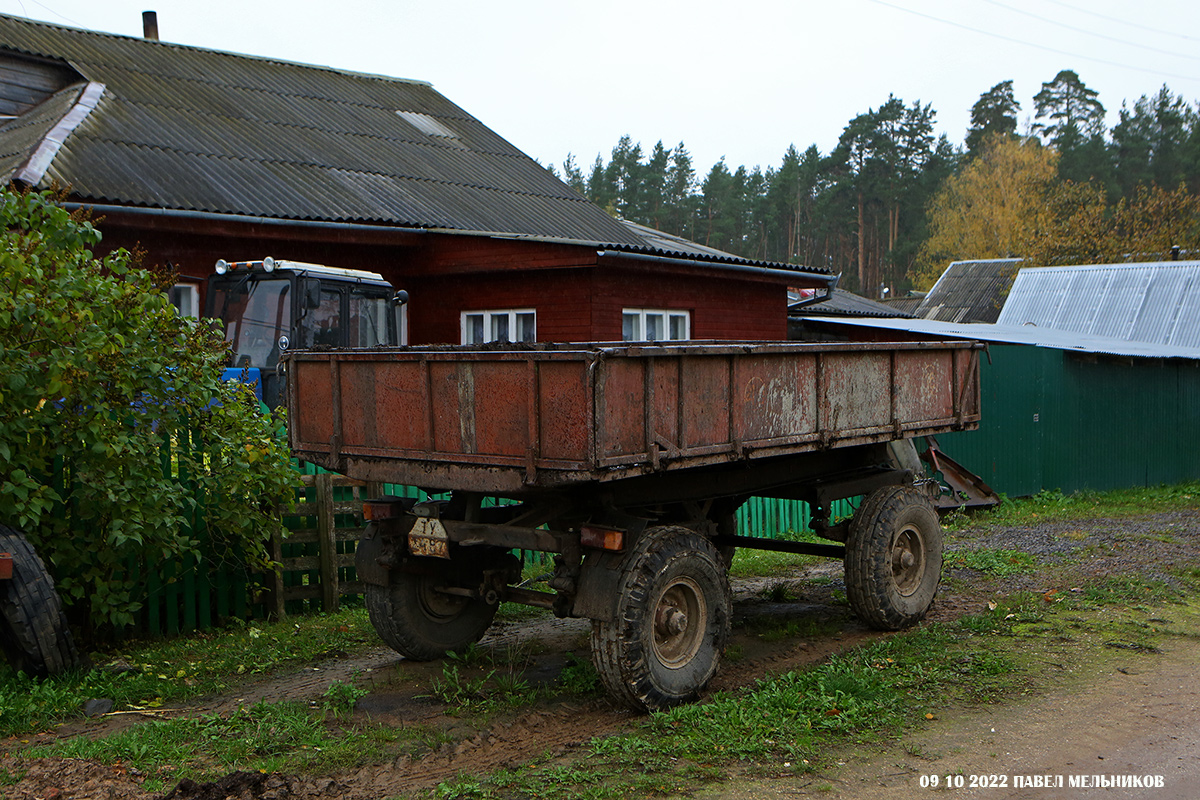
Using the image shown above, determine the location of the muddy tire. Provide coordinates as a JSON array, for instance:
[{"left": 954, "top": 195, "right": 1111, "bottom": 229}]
[
  {"left": 0, "top": 525, "right": 84, "bottom": 677},
  {"left": 591, "top": 526, "right": 731, "bottom": 712},
  {"left": 844, "top": 486, "right": 942, "bottom": 630},
  {"left": 365, "top": 559, "right": 499, "bottom": 661}
]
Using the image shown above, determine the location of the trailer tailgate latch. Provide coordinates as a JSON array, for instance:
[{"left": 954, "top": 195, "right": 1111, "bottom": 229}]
[{"left": 409, "top": 518, "right": 451, "bottom": 559}]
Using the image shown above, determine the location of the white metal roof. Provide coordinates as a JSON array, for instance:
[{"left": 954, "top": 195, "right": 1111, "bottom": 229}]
[
  {"left": 797, "top": 316, "right": 1200, "bottom": 361},
  {"left": 997, "top": 261, "right": 1200, "bottom": 349}
]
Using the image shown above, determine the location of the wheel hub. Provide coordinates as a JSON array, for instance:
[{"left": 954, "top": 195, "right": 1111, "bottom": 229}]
[
  {"left": 416, "top": 578, "right": 470, "bottom": 620},
  {"left": 891, "top": 524, "right": 926, "bottom": 597},
  {"left": 651, "top": 577, "right": 707, "bottom": 669},
  {"left": 657, "top": 607, "right": 689, "bottom": 637}
]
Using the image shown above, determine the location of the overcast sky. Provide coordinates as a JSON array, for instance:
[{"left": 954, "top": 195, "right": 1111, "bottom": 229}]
[{"left": 4, "top": 0, "right": 1200, "bottom": 176}]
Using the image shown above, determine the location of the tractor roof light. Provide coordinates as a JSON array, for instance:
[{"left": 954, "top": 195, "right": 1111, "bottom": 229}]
[
  {"left": 215, "top": 259, "right": 229, "bottom": 274},
  {"left": 262, "top": 257, "right": 276, "bottom": 272}
]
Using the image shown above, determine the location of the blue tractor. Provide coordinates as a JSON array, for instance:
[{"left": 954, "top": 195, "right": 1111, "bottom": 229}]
[{"left": 205, "top": 258, "right": 407, "bottom": 408}]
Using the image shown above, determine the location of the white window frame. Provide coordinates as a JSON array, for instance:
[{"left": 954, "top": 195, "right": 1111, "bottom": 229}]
[
  {"left": 622, "top": 308, "right": 691, "bottom": 342},
  {"left": 169, "top": 283, "right": 200, "bottom": 318},
  {"left": 461, "top": 308, "right": 537, "bottom": 344}
]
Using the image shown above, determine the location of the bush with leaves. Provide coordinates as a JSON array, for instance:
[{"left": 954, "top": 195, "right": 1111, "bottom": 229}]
[{"left": 0, "top": 189, "right": 300, "bottom": 631}]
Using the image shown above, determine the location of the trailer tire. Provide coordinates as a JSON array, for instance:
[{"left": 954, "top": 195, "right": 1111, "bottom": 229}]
[
  {"left": 0, "top": 525, "right": 84, "bottom": 677},
  {"left": 591, "top": 526, "right": 731, "bottom": 712},
  {"left": 365, "top": 560, "right": 498, "bottom": 662},
  {"left": 844, "top": 486, "right": 942, "bottom": 630}
]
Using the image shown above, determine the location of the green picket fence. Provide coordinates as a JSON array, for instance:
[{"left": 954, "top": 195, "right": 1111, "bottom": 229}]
[
  {"left": 734, "top": 495, "right": 858, "bottom": 540},
  {"left": 48, "top": 441, "right": 855, "bottom": 636},
  {"left": 37, "top": 424, "right": 268, "bottom": 637}
]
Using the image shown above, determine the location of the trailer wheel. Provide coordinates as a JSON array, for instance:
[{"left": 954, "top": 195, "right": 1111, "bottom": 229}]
[
  {"left": 844, "top": 486, "right": 942, "bottom": 630},
  {"left": 0, "top": 525, "right": 84, "bottom": 677},
  {"left": 365, "top": 560, "right": 499, "bottom": 662},
  {"left": 591, "top": 526, "right": 731, "bottom": 711}
]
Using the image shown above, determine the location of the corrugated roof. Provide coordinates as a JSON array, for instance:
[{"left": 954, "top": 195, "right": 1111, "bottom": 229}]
[
  {"left": 0, "top": 13, "right": 646, "bottom": 245},
  {"left": 788, "top": 288, "right": 913, "bottom": 318},
  {"left": 881, "top": 297, "right": 923, "bottom": 315},
  {"left": 797, "top": 316, "right": 1200, "bottom": 360},
  {"left": 618, "top": 220, "right": 745, "bottom": 259},
  {"left": 997, "top": 261, "right": 1200, "bottom": 349},
  {"left": 915, "top": 258, "right": 1023, "bottom": 323}
]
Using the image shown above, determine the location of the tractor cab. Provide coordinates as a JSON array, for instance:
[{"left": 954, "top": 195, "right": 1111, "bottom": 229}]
[{"left": 204, "top": 258, "right": 406, "bottom": 408}]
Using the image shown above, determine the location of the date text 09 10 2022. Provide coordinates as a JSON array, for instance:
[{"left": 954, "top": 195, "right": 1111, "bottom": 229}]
[{"left": 919, "top": 774, "right": 1166, "bottom": 789}]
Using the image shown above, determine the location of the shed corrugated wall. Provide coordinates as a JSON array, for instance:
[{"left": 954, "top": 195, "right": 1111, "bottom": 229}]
[{"left": 937, "top": 345, "right": 1200, "bottom": 496}]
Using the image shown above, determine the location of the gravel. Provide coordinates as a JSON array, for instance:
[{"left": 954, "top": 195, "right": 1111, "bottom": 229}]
[{"left": 945, "top": 509, "right": 1200, "bottom": 590}]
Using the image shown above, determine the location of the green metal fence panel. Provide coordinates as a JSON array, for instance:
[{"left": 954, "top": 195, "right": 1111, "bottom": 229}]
[
  {"left": 936, "top": 345, "right": 1047, "bottom": 497},
  {"left": 938, "top": 345, "right": 1200, "bottom": 497},
  {"left": 734, "top": 496, "right": 858, "bottom": 539}
]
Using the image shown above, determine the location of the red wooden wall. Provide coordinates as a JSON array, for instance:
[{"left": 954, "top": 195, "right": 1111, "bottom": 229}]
[{"left": 91, "top": 214, "right": 802, "bottom": 344}]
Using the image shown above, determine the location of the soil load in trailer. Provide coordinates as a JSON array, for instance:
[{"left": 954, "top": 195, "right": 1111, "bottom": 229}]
[{"left": 285, "top": 340, "right": 982, "bottom": 711}]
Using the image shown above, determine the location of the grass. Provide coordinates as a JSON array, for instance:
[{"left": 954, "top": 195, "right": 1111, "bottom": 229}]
[
  {"left": 728, "top": 527, "right": 831, "bottom": 578},
  {"left": 945, "top": 482, "right": 1200, "bottom": 529},
  {"left": 943, "top": 548, "right": 1038, "bottom": 577},
  {"left": 449, "top": 578, "right": 1200, "bottom": 799},
  {"left": 0, "top": 607, "right": 376, "bottom": 736},
  {"left": 24, "top": 699, "right": 403, "bottom": 790}
]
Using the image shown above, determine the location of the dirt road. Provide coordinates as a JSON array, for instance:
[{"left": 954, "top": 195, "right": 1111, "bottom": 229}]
[
  {"left": 2, "top": 508, "right": 1197, "bottom": 799},
  {"left": 703, "top": 632, "right": 1200, "bottom": 799}
]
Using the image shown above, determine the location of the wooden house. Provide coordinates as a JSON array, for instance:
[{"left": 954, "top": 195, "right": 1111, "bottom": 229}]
[{"left": 0, "top": 13, "right": 833, "bottom": 344}]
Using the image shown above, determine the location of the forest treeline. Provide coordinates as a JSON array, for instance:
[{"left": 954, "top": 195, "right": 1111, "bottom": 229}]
[{"left": 549, "top": 71, "right": 1200, "bottom": 296}]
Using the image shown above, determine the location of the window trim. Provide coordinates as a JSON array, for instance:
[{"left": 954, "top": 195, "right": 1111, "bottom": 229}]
[
  {"left": 622, "top": 308, "right": 691, "bottom": 342},
  {"left": 169, "top": 282, "right": 200, "bottom": 319},
  {"left": 460, "top": 308, "right": 537, "bottom": 344}
]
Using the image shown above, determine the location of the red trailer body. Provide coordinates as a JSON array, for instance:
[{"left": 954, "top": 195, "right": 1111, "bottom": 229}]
[{"left": 287, "top": 341, "right": 980, "bottom": 494}]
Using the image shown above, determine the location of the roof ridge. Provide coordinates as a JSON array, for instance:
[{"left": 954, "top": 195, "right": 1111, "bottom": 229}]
[
  {"left": 1025, "top": 260, "right": 1200, "bottom": 271},
  {"left": 0, "top": 12, "right": 435, "bottom": 89},
  {"left": 13, "top": 80, "right": 104, "bottom": 186}
]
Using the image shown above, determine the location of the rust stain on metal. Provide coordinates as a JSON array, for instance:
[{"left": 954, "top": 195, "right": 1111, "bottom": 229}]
[{"left": 457, "top": 363, "right": 476, "bottom": 454}]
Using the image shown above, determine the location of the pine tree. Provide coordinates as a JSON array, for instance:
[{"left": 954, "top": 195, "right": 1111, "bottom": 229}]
[{"left": 966, "top": 80, "right": 1020, "bottom": 156}]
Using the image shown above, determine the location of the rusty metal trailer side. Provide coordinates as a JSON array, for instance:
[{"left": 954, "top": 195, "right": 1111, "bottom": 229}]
[{"left": 286, "top": 340, "right": 980, "bottom": 494}]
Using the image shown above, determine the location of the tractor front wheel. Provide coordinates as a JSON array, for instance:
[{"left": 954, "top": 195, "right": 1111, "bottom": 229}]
[{"left": 0, "top": 525, "right": 84, "bottom": 677}]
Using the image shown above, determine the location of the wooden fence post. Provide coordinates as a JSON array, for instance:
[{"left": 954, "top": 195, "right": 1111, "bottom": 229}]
[
  {"left": 316, "top": 473, "right": 339, "bottom": 612},
  {"left": 268, "top": 524, "right": 285, "bottom": 620}
]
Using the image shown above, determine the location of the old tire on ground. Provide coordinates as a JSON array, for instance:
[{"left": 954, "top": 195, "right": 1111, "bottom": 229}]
[
  {"left": 0, "top": 524, "right": 83, "bottom": 677},
  {"left": 365, "top": 556, "right": 501, "bottom": 662},
  {"left": 844, "top": 486, "right": 942, "bottom": 630},
  {"left": 591, "top": 526, "right": 731, "bottom": 712}
]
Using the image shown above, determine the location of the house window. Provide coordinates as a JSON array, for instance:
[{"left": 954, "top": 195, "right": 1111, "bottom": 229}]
[
  {"left": 622, "top": 309, "right": 690, "bottom": 342},
  {"left": 168, "top": 283, "right": 199, "bottom": 318},
  {"left": 462, "top": 309, "right": 536, "bottom": 344}
]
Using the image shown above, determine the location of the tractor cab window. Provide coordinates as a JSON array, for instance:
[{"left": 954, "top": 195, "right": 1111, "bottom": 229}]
[
  {"left": 301, "top": 288, "right": 343, "bottom": 348},
  {"left": 211, "top": 277, "right": 292, "bottom": 369},
  {"left": 349, "top": 288, "right": 402, "bottom": 347}
]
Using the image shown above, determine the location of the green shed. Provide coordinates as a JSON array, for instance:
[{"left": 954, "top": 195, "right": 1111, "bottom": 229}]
[{"left": 797, "top": 317, "right": 1200, "bottom": 498}]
